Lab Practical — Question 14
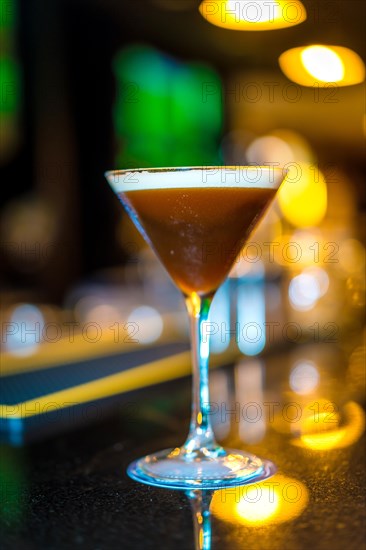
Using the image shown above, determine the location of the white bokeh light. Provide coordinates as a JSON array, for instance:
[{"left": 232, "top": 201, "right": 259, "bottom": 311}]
[
  {"left": 6, "top": 303, "right": 44, "bottom": 356},
  {"left": 127, "top": 306, "right": 163, "bottom": 344},
  {"left": 289, "top": 273, "right": 321, "bottom": 311},
  {"left": 290, "top": 360, "right": 319, "bottom": 394}
]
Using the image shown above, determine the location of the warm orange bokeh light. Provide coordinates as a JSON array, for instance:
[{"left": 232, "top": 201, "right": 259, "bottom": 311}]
[
  {"left": 279, "top": 45, "right": 365, "bottom": 86},
  {"left": 199, "top": 0, "right": 306, "bottom": 31},
  {"left": 278, "top": 164, "right": 327, "bottom": 228},
  {"left": 292, "top": 401, "right": 365, "bottom": 451},
  {"left": 212, "top": 473, "right": 309, "bottom": 526}
]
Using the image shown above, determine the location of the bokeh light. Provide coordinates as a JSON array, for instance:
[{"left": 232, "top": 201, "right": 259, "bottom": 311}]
[
  {"left": 236, "top": 262, "right": 266, "bottom": 356},
  {"left": 236, "top": 486, "right": 280, "bottom": 521},
  {"left": 5, "top": 303, "right": 44, "bottom": 356},
  {"left": 247, "top": 135, "right": 294, "bottom": 165},
  {"left": 289, "top": 273, "right": 321, "bottom": 311},
  {"left": 74, "top": 295, "right": 122, "bottom": 326},
  {"left": 209, "top": 281, "right": 231, "bottom": 354},
  {"left": 290, "top": 360, "right": 319, "bottom": 394},
  {"left": 245, "top": 130, "right": 314, "bottom": 167},
  {"left": 279, "top": 45, "right": 365, "bottom": 86},
  {"left": 292, "top": 401, "right": 365, "bottom": 450},
  {"left": 199, "top": 0, "right": 306, "bottom": 31},
  {"left": 301, "top": 46, "right": 344, "bottom": 82},
  {"left": 212, "top": 473, "right": 309, "bottom": 526},
  {"left": 127, "top": 305, "right": 163, "bottom": 344},
  {"left": 236, "top": 359, "right": 266, "bottom": 443},
  {"left": 303, "top": 267, "right": 329, "bottom": 297},
  {"left": 338, "top": 238, "right": 365, "bottom": 275},
  {"left": 273, "top": 230, "right": 326, "bottom": 268},
  {"left": 278, "top": 164, "right": 327, "bottom": 228}
]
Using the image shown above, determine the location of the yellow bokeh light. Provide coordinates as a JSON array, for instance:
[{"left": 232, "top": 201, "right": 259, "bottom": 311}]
[
  {"left": 236, "top": 486, "right": 280, "bottom": 522},
  {"left": 199, "top": 0, "right": 306, "bottom": 31},
  {"left": 301, "top": 428, "right": 346, "bottom": 448},
  {"left": 279, "top": 45, "right": 365, "bottom": 87},
  {"left": 293, "top": 401, "right": 365, "bottom": 451},
  {"left": 273, "top": 230, "right": 327, "bottom": 268},
  {"left": 278, "top": 164, "right": 327, "bottom": 228},
  {"left": 301, "top": 46, "right": 344, "bottom": 82},
  {"left": 338, "top": 239, "right": 366, "bottom": 275},
  {"left": 226, "top": 0, "right": 281, "bottom": 23},
  {"left": 299, "top": 405, "right": 341, "bottom": 435},
  {"left": 211, "top": 473, "right": 308, "bottom": 526}
]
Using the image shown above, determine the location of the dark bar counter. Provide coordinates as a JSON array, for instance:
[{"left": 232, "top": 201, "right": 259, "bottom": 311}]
[{"left": 1, "top": 343, "right": 365, "bottom": 550}]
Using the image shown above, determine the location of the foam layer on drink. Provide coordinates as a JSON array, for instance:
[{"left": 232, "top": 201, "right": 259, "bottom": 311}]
[{"left": 106, "top": 167, "right": 284, "bottom": 193}]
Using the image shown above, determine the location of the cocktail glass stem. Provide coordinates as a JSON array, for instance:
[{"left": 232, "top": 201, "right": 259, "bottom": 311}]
[{"left": 183, "top": 293, "right": 222, "bottom": 456}]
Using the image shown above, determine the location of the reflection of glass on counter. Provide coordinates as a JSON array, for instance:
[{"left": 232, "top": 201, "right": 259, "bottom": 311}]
[{"left": 207, "top": 344, "right": 365, "bottom": 456}]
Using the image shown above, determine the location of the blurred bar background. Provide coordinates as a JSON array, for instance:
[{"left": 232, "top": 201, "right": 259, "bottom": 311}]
[{"left": 0, "top": 0, "right": 365, "bottom": 384}]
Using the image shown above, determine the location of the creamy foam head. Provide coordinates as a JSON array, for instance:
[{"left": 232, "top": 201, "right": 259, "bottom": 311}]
[{"left": 105, "top": 166, "right": 285, "bottom": 193}]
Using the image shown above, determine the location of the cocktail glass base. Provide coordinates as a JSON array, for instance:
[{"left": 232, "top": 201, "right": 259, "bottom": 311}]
[{"left": 127, "top": 447, "right": 276, "bottom": 490}]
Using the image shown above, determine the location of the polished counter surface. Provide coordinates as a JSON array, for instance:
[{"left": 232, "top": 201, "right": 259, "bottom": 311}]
[{"left": 1, "top": 344, "right": 365, "bottom": 550}]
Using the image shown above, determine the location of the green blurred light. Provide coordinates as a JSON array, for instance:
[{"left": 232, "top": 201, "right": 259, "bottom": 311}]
[
  {"left": 0, "top": 56, "right": 21, "bottom": 113},
  {"left": 112, "top": 44, "right": 223, "bottom": 167},
  {"left": 0, "top": 0, "right": 17, "bottom": 30},
  {"left": 0, "top": 446, "right": 25, "bottom": 526},
  {"left": 113, "top": 45, "right": 170, "bottom": 139},
  {"left": 170, "top": 63, "right": 222, "bottom": 138}
]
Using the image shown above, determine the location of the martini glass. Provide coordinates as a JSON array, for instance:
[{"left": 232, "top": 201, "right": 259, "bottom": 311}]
[{"left": 105, "top": 166, "right": 286, "bottom": 489}]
